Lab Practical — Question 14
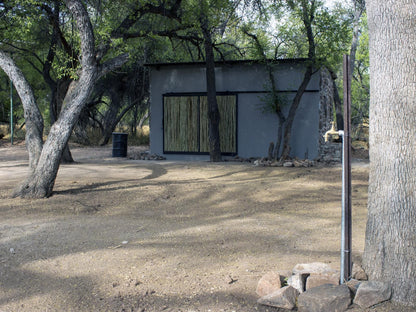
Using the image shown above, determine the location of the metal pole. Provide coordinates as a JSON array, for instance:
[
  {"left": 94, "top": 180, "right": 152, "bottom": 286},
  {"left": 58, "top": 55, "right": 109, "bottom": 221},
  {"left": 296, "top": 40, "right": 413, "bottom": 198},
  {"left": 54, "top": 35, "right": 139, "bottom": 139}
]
[
  {"left": 10, "top": 78, "right": 13, "bottom": 145},
  {"left": 341, "top": 54, "right": 352, "bottom": 283},
  {"left": 340, "top": 130, "right": 345, "bottom": 283}
]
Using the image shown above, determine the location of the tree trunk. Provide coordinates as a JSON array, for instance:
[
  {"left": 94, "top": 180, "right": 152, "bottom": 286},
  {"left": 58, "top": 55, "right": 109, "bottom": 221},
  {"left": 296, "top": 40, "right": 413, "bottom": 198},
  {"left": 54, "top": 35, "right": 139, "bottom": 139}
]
[
  {"left": 349, "top": 0, "right": 365, "bottom": 80},
  {"left": 329, "top": 69, "right": 344, "bottom": 130},
  {"left": 12, "top": 0, "right": 99, "bottom": 198},
  {"left": 273, "top": 111, "right": 285, "bottom": 160},
  {"left": 280, "top": 65, "right": 313, "bottom": 159},
  {"left": 13, "top": 67, "right": 98, "bottom": 198},
  {"left": 48, "top": 80, "right": 75, "bottom": 163},
  {"left": 0, "top": 51, "right": 44, "bottom": 171},
  {"left": 2, "top": 0, "right": 128, "bottom": 198},
  {"left": 200, "top": 12, "right": 221, "bottom": 162},
  {"left": 138, "top": 109, "right": 149, "bottom": 130},
  {"left": 43, "top": 1, "right": 74, "bottom": 164},
  {"left": 363, "top": 0, "right": 416, "bottom": 305},
  {"left": 54, "top": 80, "right": 74, "bottom": 163},
  {"left": 100, "top": 92, "right": 122, "bottom": 145},
  {"left": 280, "top": 1, "right": 316, "bottom": 160}
]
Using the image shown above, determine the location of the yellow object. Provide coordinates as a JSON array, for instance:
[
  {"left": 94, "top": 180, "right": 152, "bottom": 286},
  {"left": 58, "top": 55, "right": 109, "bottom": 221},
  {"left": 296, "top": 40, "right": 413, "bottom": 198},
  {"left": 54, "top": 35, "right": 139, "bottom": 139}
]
[{"left": 324, "top": 121, "right": 339, "bottom": 142}]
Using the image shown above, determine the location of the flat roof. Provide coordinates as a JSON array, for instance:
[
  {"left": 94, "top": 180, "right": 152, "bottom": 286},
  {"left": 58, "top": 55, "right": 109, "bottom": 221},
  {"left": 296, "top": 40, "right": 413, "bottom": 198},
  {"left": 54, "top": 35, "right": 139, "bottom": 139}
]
[{"left": 145, "top": 58, "right": 310, "bottom": 68}]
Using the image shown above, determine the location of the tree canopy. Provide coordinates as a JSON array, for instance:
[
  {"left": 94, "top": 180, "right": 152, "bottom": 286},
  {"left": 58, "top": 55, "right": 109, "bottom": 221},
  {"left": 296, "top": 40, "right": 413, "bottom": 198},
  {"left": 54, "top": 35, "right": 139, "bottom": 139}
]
[{"left": 0, "top": 0, "right": 369, "bottom": 197}]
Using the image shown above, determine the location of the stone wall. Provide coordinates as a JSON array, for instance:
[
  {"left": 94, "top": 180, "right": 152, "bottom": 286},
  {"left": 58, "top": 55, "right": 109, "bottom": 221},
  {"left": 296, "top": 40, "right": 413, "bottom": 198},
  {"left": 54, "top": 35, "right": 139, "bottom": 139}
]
[{"left": 318, "top": 68, "right": 342, "bottom": 162}]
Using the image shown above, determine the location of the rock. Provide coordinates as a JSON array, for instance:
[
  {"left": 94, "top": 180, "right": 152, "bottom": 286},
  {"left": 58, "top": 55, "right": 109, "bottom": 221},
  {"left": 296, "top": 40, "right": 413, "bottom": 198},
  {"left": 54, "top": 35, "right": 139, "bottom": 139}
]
[
  {"left": 297, "top": 284, "right": 351, "bottom": 312},
  {"left": 287, "top": 273, "right": 309, "bottom": 293},
  {"left": 306, "top": 272, "right": 339, "bottom": 290},
  {"left": 257, "top": 286, "right": 299, "bottom": 310},
  {"left": 352, "top": 263, "right": 368, "bottom": 281},
  {"left": 345, "top": 279, "right": 361, "bottom": 295},
  {"left": 354, "top": 281, "right": 392, "bottom": 308},
  {"left": 293, "top": 262, "right": 336, "bottom": 275},
  {"left": 283, "top": 161, "right": 294, "bottom": 167},
  {"left": 256, "top": 272, "right": 281, "bottom": 297}
]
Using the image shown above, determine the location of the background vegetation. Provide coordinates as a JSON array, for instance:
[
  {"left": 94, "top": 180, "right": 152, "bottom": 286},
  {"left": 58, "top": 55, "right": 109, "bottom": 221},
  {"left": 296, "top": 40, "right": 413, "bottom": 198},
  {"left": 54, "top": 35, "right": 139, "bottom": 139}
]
[{"left": 0, "top": 0, "right": 369, "bottom": 147}]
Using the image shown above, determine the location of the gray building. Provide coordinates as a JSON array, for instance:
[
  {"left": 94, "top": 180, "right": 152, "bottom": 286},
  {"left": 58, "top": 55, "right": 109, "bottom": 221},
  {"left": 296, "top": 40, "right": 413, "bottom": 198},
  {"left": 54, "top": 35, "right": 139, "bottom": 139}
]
[{"left": 148, "top": 59, "right": 333, "bottom": 161}]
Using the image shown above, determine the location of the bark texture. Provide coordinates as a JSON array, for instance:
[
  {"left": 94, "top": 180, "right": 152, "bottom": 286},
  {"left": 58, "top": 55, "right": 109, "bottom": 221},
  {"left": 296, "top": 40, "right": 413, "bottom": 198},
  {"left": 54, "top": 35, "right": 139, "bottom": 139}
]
[
  {"left": 0, "top": 51, "right": 44, "bottom": 171},
  {"left": 363, "top": 0, "right": 416, "bottom": 305},
  {"left": 280, "top": 0, "right": 315, "bottom": 160},
  {"left": 13, "top": 0, "right": 98, "bottom": 198},
  {"left": 200, "top": 11, "right": 221, "bottom": 162}
]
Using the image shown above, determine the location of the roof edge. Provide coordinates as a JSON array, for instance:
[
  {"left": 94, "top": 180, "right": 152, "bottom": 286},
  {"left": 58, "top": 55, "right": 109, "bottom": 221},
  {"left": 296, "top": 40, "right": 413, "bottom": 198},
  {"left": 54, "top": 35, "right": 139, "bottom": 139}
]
[{"left": 145, "top": 58, "right": 310, "bottom": 68}]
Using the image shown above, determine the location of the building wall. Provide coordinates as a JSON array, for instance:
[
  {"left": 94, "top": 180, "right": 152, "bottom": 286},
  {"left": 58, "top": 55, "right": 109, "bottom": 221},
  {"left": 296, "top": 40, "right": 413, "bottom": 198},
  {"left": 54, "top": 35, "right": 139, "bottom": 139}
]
[{"left": 149, "top": 61, "right": 322, "bottom": 160}]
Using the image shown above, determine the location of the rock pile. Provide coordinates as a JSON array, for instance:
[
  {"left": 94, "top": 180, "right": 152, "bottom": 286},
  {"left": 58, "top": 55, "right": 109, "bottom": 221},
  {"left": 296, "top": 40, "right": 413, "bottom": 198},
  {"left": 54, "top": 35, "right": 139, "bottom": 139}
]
[
  {"left": 254, "top": 158, "right": 315, "bottom": 167},
  {"left": 226, "top": 156, "right": 315, "bottom": 167},
  {"left": 128, "top": 151, "right": 166, "bottom": 160},
  {"left": 256, "top": 262, "right": 391, "bottom": 311}
]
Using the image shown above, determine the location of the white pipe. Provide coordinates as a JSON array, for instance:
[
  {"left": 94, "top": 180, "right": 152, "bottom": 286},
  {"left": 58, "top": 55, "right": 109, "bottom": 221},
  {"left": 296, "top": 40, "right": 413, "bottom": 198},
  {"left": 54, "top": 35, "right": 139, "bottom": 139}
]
[{"left": 338, "top": 130, "right": 345, "bottom": 284}]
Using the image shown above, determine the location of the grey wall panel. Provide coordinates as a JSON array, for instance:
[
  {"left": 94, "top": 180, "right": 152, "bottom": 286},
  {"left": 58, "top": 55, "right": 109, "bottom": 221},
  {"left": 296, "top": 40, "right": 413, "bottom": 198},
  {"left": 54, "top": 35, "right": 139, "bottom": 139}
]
[{"left": 149, "top": 61, "right": 321, "bottom": 160}]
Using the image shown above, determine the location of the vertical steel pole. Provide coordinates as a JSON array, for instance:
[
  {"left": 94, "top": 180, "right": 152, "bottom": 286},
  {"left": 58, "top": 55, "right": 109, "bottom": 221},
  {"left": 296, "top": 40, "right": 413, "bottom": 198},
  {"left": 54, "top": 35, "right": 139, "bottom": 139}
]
[
  {"left": 342, "top": 54, "right": 352, "bottom": 282},
  {"left": 10, "top": 79, "right": 13, "bottom": 145}
]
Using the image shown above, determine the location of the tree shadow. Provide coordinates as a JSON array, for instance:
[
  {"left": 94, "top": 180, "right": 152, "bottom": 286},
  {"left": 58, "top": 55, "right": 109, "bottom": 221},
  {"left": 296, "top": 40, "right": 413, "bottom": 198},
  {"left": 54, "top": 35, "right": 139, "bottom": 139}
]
[{"left": 0, "top": 161, "right": 369, "bottom": 311}]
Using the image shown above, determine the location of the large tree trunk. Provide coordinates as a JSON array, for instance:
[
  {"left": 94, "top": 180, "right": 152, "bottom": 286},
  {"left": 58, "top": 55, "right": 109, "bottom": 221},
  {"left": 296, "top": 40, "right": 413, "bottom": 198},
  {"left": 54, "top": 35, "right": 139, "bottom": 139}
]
[
  {"left": 363, "top": 0, "right": 416, "bottom": 306},
  {"left": 200, "top": 13, "right": 221, "bottom": 162}
]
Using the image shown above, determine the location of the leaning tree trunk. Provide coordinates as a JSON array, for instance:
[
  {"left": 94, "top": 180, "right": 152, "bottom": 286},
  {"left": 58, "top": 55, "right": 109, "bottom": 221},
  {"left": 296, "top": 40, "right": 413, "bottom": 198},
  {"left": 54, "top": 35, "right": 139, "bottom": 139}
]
[
  {"left": 12, "top": 0, "right": 99, "bottom": 198},
  {"left": 363, "top": 0, "right": 416, "bottom": 306},
  {"left": 0, "top": 51, "right": 44, "bottom": 171},
  {"left": 13, "top": 67, "right": 98, "bottom": 198}
]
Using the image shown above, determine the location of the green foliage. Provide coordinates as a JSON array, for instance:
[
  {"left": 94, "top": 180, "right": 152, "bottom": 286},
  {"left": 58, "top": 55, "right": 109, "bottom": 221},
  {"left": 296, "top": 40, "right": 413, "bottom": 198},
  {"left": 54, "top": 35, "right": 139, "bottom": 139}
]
[
  {"left": 0, "top": 0, "right": 370, "bottom": 146},
  {"left": 351, "top": 13, "right": 369, "bottom": 127}
]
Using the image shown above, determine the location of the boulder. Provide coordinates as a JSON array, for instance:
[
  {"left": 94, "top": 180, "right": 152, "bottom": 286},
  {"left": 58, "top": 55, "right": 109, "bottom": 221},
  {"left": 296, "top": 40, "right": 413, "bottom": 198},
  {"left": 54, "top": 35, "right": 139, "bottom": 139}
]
[
  {"left": 257, "top": 286, "right": 299, "bottom": 310},
  {"left": 287, "top": 273, "right": 309, "bottom": 293},
  {"left": 354, "top": 281, "right": 392, "bottom": 308},
  {"left": 256, "top": 271, "right": 281, "bottom": 297},
  {"left": 297, "top": 284, "right": 351, "bottom": 312},
  {"left": 293, "top": 262, "right": 337, "bottom": 275},
  {"left": 345, "top": 279, "right": 361, "bottom": 295},
  {"left": 352, "top": 263, "right": 368, "bottom": 281},
  {"left": 306, "top": 272, "right": 340, "bottom": 290}
]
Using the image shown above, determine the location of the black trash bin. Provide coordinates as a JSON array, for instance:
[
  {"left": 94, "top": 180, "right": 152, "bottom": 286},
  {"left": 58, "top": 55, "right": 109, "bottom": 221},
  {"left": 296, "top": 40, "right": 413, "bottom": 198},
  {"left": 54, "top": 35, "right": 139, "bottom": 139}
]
[{"left": 112, "top": 132, "right": 128, "bottom": 157}]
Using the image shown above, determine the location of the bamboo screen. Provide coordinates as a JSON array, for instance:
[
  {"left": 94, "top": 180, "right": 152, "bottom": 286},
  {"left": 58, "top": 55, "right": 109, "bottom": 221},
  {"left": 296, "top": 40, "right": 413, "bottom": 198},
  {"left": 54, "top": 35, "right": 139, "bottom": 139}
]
[
  {"left": 164, "top": 95, "right": 236, "bottom": 153},
  {"left": 199, "top": 96, "right": 236, "bottom": 153},
  {"left": 163, "top": 96, "right": 199, "bottom": 152}
]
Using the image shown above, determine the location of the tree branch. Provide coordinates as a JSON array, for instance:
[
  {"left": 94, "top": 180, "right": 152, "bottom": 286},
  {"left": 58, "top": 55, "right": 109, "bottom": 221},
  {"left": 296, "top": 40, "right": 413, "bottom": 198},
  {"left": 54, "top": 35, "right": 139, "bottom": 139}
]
[{"left": 97, "top": 53, "right": 129, "bottom": 78}]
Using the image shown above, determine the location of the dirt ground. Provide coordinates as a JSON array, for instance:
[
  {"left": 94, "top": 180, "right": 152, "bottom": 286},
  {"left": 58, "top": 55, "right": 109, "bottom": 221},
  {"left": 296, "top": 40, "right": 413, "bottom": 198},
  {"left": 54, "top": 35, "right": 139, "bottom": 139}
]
[{"left": 0, "top": 143, "right": 412, "bottom": 311}]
